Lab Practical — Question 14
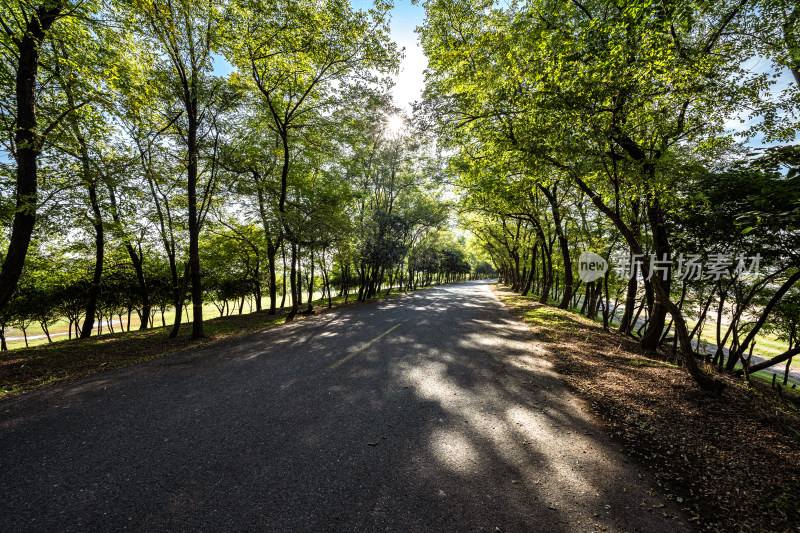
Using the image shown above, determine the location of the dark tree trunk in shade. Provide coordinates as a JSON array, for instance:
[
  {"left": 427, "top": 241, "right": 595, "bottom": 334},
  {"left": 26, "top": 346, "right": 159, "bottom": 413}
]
[
  {"left": 0, "top": 6, "right": 63, "bottom": 312},
  {"left": 80, "top": 178, "right": 104, "bottom": 338}
]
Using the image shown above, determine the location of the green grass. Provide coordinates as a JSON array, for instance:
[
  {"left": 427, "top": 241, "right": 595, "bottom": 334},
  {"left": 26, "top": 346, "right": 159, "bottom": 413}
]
[
  {"left": 733, "top": 362, "right": 800, "bottom": 393},
  {"left": 561, "top": 296, "right": 798, "bottom": 371},
  {"left": 627, "top": 358, "right": 677, "bottom": 368},
  {"left": 504, "top": 285, "right": 800, "bottom": 396},
  {"left": 0, "top": 286, "right": 415, "bottom": 398},
  {"left": 2, "top": 290, "right": 332, "bottom": 350},
  {"left": 504, "top": 295, "right": 583, "bottom": 329}
]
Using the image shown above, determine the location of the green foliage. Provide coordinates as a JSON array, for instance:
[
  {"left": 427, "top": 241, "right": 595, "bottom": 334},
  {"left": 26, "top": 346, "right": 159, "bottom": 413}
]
[
  {"left": 419, "top": 0, "right": 800, "bottom": 388},
  {"left": 0, "top": 0, "right": 458, "bottom": 348}
]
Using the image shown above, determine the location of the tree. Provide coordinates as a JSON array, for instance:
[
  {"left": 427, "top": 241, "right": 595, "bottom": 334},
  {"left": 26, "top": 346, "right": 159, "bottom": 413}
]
[
  {"left": 132, "top": 0, "right": 232, "bottom": 338},
  {"left": 226, "top": 0, "right": 399, "bottom": 320},
  {"left": 418, "top": 0, "right": 768, "bottom": 391},
  {"left": 0, "top": 2, "right": 80, "bottom": 311}
]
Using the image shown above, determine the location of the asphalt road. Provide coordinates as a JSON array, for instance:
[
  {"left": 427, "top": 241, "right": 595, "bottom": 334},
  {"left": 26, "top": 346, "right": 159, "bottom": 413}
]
[{"left": 0, "top": 280, "right": 688, "bottom": 532}]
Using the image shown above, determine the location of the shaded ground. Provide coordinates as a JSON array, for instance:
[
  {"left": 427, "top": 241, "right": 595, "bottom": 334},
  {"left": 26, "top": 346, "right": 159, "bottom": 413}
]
[
  {"left": 495, "top": 285, "right": 800, "bottom": 532},
  {"left": 0, "top": 280, "right": 685, "bottom": 532}
]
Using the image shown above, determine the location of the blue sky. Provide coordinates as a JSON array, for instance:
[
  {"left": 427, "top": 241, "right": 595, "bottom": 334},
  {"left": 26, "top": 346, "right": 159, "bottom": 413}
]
[
  {"left": 726, "top": 56, "right": 798, "bottom": 148},
  {"left": 354, "top": 0, "right": 428, "bottom": 112}
]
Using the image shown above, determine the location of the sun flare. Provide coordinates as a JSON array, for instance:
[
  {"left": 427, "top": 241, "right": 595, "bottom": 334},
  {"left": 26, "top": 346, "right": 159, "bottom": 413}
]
[{"left": 386, "top": 114, "right": 405, "bottom": 134}]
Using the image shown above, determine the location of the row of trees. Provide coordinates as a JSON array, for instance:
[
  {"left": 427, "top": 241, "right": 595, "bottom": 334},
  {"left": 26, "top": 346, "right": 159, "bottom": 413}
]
[
  {"left": 419, "top": 0, "right": 800, "bottom": 391},
  {"left": 0, "top": 227, "right": 479, "bottom": 348},
  {"left": 0, "top": 0, "right": 488, "bottom": 349}
]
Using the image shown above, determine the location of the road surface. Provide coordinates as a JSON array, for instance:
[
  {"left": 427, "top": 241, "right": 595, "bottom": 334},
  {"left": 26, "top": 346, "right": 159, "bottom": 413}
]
[{"left": 0, "top": 280, "right": 688, "bottom": 532}]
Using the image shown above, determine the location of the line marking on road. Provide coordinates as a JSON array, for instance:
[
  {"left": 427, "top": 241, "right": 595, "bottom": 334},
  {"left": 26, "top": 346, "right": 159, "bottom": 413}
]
[{"left": 329, "top": 322, "right": 405, "bottom": 370}]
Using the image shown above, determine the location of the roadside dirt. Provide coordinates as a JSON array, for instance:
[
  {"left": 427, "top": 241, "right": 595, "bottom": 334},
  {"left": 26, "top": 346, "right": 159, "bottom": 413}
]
[{"left": 494, "top": 284, "right": 800, "bottom": 532}]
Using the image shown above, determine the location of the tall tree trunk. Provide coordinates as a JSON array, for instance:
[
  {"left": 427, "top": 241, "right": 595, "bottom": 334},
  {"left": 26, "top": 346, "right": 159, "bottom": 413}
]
[
  {"left": 80, "top": 179, "right": 104, "bottom": 338},
  {"left": 305, "top": 249, "right": 315, "bottom": 314},
  {"left": 618, "top": 262, "right": 638, "bottom": 334},
  {"left": 572, "top": 172, "right": 720, "bottom": 391},
  {"left": 254, "top": 175, "right": 279, "bottom": 315},
  {"left": 554, "top": 228, "right": 571, "bottom": 309},
  {"left": 169, "top": 261, "right": 189, "bottom": 338},
  {"left": 539, "top": 184, "right": 572, "bottom": 309},
  {"left": 521, "top": 244, "right": 536, "bottom": 296},
  {"left": 280, "top": 244, "right": 287, "bottom": 309},
  {"left": 186, "top": 100, "right": 204, "bottom": 339},
  {"left": 539, "top": 246, "right": 552, "bottom": 304},
  {"left": 714, "top": 284, "right": 727, "bottom": 365},
  {"left": 602, "top": 266, "right": 611, "bottom": 329},
  {"left": 106, "top": 182, "right": 150, "bottom": 329},
  {"left": 323, "top": 261, "right": 332, "bottom": 308},
  {"left": 511, "top": 252, "right": 521, "bottom": 292},
  {"left": 0, "top": 6, "right": 62, "bottom": 311},
  {"left": 344, "top": 264, "right": 350, "bottom": 302},
  {"left": 267, "top": 241, "right": 278, "bottom": 314},
  {"left": 252, "top": 265, "right": 262, "bottom": 312},
  {"left": 297, "top": 252, "right": 303, "bottom": 306},
  {"left": 357, "top": 264, "right": 366, "bottom": 301},
  {"left": 580, "top": 282, "right": 590, "bottom": 314},
  {"left": 640, "top": 195, "right": 670, "bottom": 350},
  {"left": 286, "top": 242, "right": 299, "bottom": 322}
]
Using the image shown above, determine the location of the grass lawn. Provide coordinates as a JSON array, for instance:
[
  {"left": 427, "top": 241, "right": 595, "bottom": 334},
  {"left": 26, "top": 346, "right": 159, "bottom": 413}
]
[
  {"left": 560, "top": 300, "right": 800, "bottom": 392},
  {"left": 0, "top": 288, "right": 407, "bottom": 398},
  {"left": 562, "top": 296, "right": 799, "bottom": 372},
  {"left": 1, "top": 291, "right": 328, "bottom": 350}
]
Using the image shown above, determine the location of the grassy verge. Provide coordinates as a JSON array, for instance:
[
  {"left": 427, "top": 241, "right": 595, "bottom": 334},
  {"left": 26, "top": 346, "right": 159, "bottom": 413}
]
[
  {"left": 566, "top": 294, "right": 798, "bottom": 371},
  {"left": 569, "top": 304, "right": 800, "bottom": 390},
  {"left": 0, "top": 288, "right": 411, "bottom": 398},
  {"left": 495, "top": 284, "right": 800, "bottom": 532},
  {"left": 1, "top": 292, "right": 328, "bottom": 350}
]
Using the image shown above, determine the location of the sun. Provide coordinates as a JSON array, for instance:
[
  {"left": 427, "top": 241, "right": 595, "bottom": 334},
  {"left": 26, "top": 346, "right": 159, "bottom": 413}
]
[{"left": 386, "top": 114, "right": 406, "bottom": 135}]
